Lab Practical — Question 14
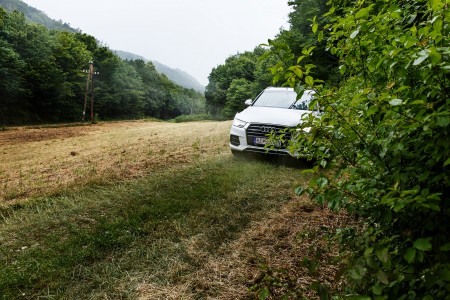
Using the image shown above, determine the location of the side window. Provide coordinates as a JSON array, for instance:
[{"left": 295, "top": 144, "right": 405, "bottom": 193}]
[
  {"left": 294, "top": 90, "right": 315, "bottom": 111},
  {"left": 295, "top": 99, "right": 310, "bottom": 110}
]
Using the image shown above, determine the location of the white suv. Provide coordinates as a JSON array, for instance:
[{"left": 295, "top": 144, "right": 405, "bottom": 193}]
[{"left": 229, "top": 87, "right": 316, "bottom": 157}]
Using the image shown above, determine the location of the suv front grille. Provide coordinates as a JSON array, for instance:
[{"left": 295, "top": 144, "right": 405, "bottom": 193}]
[{"left": 246, "top": 124, "right": 292, "bottom": 148}]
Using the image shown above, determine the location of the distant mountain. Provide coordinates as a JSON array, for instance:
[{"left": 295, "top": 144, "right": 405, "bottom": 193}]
[
  {"left": 0, "top": 0, "right": 75, "bottom": 32},
  {"left": 113, "top": 50, "right": 148, "bottom": 62},
  {"left": 114, "top": 50, "right": 205, "bottom": 93},
  {"left": 152, "top": 61, "right": 205, "bottom": 93}
]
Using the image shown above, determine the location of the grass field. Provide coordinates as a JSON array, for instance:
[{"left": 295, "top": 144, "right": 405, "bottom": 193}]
[
  {"left": 0, "top": 120, "right": 230, "bottom": 202},
  {"left": 0, "top": 120, "right": 350, "bottom": 299}
]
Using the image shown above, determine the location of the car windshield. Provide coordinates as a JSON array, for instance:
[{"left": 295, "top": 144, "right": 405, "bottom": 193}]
[
  {"left": 293, "top": 90, "right": 316, "bottom": 111},
  {"left": 252, "top": 90, "right": 297, "bottom": 108}
]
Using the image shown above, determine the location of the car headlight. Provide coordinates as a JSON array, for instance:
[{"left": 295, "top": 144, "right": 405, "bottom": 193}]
[{"left": 232, "top": 118, "right": 248, "bottom": 128}]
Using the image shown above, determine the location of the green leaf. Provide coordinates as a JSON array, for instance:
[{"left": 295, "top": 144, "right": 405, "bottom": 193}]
[
  {"left": 440, "top": 243, "right": 450, "bottom": 251},
  {"left": 413, "top": 54, "right": 428, "bottom": 65},
  {"left": 312, "top": 22, "right": 318, "bottom": 34},
  {"left": 372, "top": 284, "right": 383, "bottom": 295},
  {"left": 355, "top": 5, "right": 374, "bottom": 19},
  {"left": 318, "top": 30, "right": 324, "bottom": 42},
  {"left": 410, "top": 100, "right": 425, "bottom": 105},
  {"left": 404, "top": 247, "right": 416, "bottom": 263},
  {"left": 444, "top": 158, "right": 450, "bottom": 167},
  {"left": 302, "top": 46, "right": 316, "bottom": 56},
  {"left": 259, "top": 287, "right": 269, "bottom": 300},
  {"left": 439, "top": 268, "right": 450, "bottom": 281},
  {"left": 305, "top": 76, "right": 314, "bottom": 86},
  {"left": 429, "top": 47, "right": 442, "bottom": 65},
  {"left": 323, "top": 6, "right": 336, "bottom": 17},
  {"left": 295, "top": 187, "right": 305, "bottom": 196},
  {"left": 389, "top": 99, "right": 403, "bottom": 106},
  {"left": 295, "top": 85, "right": 305, "bottom": 98},
  {"left": 436, "top": 116, "right": 450, "bottom": 127},
  {"left": 366, "top": 106, "right": 378, "bottom": 116},
  {"left": 376, "top": 248, "right": 389, "bottom": 264},
  {"left": 293, "top": 68, "right": 303, "bottom": 79},
  {"left": 430, "top": 0, "right": 445, "bottom": 11},
  {"left": 301, "top": 168, "right": 317, "bottom": 174},
  {"left": 350, "top": 29, "right": 360, "bottom": 39},
  {"left": 377, "top": 270, "right": 389, "bottom": 285},
  {"left": 347, "top": 296, "right": 371, "bottom": 300},
  {"left": 349, "top": 264, "right": 367, "bottom": 280},
  {"left": 297, "top": 55, "right": 306, "bottom": 64},
  {"left": 414, "top": 238, "right": 432, "bottom": 251},
  {"left": 364, "top": 247, "right": 374, "bottom": 258},
  {"left": 316, "top": 177, "right": 328, "bottom": 188}
]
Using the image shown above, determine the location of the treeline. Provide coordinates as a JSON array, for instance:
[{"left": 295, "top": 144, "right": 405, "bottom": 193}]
[
  {"left": 0, "top": 8, "right": 205, "bottom": 125},
  {"left": 204, "top": 0, "right": 338, "bottom": 118}
]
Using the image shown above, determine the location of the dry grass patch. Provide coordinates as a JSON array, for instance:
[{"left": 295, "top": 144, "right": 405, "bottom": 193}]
[
  {"left": 137, "top": 196, "right": 354, "bottom": 299},
  {"left": 0, "top": 120, "right": 231, "bottom": 202}
]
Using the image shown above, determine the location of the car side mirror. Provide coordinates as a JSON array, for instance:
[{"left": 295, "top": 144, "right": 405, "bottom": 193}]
[{"left": 245, "top": 99, "right": 253, "bottom": 106}]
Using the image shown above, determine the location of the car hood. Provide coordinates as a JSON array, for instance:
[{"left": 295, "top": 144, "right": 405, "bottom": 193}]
[{"left": 235, "top": 106, "right": 310, "bottom": 127}]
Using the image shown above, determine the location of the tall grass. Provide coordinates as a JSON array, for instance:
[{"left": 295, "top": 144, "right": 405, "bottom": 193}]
[
  {"left": 0, "top": 156, "right": 303, "bottom": 299},
  {"left": 170, "top": 113, "right": 228, "bottom": 123}
]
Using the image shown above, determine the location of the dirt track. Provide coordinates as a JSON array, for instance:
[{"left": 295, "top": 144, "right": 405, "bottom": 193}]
[{"left": 0, "top": 120, "right": 231, "bottom": 202}]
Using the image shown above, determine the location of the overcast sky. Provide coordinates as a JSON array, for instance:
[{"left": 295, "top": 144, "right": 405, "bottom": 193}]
[{"left": 22, "top": 0, "right": 292, "bottom": 86}]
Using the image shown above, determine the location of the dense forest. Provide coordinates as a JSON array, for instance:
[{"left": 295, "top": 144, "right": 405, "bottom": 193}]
[{"left": 0, "top": 7, "right": 205, "bottom": 125}]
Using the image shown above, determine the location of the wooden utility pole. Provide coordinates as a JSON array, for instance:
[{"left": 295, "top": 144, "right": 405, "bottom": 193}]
[{"left": 82, "top": 61, "right": 99, "bottom": 123}]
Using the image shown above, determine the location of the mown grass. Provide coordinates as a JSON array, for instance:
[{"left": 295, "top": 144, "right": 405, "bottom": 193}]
[{"left": 0, "top": 156, "right": 305, "bottom": 299}]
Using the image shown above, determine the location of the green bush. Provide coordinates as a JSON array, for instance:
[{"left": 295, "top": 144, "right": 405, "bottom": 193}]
[{"left": 268, "top": 0, "right": 450, "bottom": 298}]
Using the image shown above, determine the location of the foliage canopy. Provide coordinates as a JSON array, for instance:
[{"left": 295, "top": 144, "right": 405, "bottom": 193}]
[{"left": 264, "top": 0, "right": 450, "bottom": 298}]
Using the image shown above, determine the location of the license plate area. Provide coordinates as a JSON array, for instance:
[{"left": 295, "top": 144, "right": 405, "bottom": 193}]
[{"left": 253, "top": 137, "right": 282, "bottom": 147}]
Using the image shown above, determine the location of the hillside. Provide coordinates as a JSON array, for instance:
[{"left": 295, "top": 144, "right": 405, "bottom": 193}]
[
  {"left": 0, "top": 0, "right": 74, "bottom": 31},
  {"left": 115, "top": 50, "right": 205, "bottom": 92},
  {"left": 153, "top": 60, "right": 205, "bottom": 93}
]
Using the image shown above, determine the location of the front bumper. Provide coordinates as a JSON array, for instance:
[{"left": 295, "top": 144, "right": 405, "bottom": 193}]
[{"left": 229, "top": 123, "right": 298, "bottom": 157}]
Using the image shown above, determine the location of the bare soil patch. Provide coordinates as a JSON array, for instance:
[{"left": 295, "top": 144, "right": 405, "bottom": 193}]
[
  {"left": 0, "top": 120, "right": 231, "bottom": 202},
  {"left": 0, "top": 124, "right": 95, "bottom": 145}
]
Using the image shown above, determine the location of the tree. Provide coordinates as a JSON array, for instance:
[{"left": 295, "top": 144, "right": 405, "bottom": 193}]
[
  {"left": 205, "top": 47, "right": 272, "bottom": 117},
  {"left": 0, "top": 38, "right": 28, "bottom": 124},
  {"left": 223, "top": 78, "right": 255, "bottom": 119}
]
